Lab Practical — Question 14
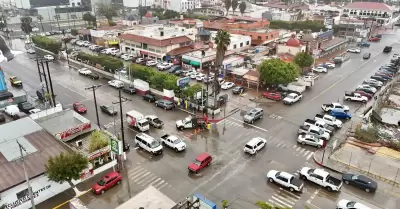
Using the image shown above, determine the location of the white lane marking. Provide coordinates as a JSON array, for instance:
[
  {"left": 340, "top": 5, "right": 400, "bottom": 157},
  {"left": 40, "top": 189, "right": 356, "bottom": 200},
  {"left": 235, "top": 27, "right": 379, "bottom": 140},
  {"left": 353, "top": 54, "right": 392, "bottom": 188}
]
[
  {"left": 230, "top": 117, "right": 268, "bottom": 132},
  {"left": 136, "top": 173, "right": 156, "bottom": 185},
  {"left": 132, "top": 171, "right": 151, "bottom": 181},
  {"left": 306, "top": 189, "right": 320, "bottom": 204},
  {"left": 157, "top": 182, "right": 169, "bottom": 190},
  {"left": 271, "top": 196, "right": 293, "bottom": 208},
  {"left": 279, "top": 188, "right": 301, "bottom": 199},
  {"left": 299, "top": 149, "right": 306, "bottom": 154},
  {"left": 303, "top": 150, "right": 311, "bottom": 157},
  {"left": 295, "top": 147, "right": 301, "bottom": 152},
  {"left": 153, "top": 180, "right": 165, "bottom": 188},
  {"left": 306, "top": 152, "right": 314, "bottom": 160},
  {"left": 149, "top": 178, "right": 162, "bottom": 186},
  {"left": 275, "top": 193, "right": 296, "bottom": 205},
  {"left": 128, "top": 167, "right": 145, "bottom": 177},
  {"left": 139, "top": 175, "right": 158, "bottom": 187},
  {"left": 268, "top": 199, "right": 285, "bottom": 208}
]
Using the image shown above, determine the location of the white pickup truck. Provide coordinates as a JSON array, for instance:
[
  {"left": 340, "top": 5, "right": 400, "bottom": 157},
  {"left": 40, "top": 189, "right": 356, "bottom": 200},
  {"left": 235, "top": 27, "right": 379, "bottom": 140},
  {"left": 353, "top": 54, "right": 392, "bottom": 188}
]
[
  {"left": 314, "top": 114, "right": 342, "bottom": 129},
  {"left": 303, "top": 119, "right": 335, "bottom": 136},
  {"left": 321, "top": 102, "right": 349, "bottom": 112},
  {"left": 300, "top": 167, "right": 343, "bottom": 192},
  {"left": 344, "top": 92, "right": 368, "bottom": 103},
  {"left": 266, "top": 170, "right": 304, "bottom": 192},
  {"left": 160, "top": 134, "right": 186, "bottom": 152},
  {"left": 283, "top": 93, "right": 303, "bottom": 105},
  {"left": 298, "top": 125, "right": 330, "bottom": 140}
]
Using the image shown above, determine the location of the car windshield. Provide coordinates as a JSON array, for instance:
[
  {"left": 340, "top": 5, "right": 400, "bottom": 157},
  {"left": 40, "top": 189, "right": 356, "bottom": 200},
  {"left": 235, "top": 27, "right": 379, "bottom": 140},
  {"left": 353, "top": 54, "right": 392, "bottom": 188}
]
[
  {"left": 351, "top": 175, "right": 359, "bottom": 180},
  {"left": 150, "top": 141, "right": 160, "bottom": 148},
  {"left": 139, "top": 120, "right": 149, "bottom": 127},
  {"left": 77, "top": 104, "right": 85, "bottom": 108},
  {"left": 106, "top": 106, "right": 113, "bottom": 111},
  {"left": 97, "top": 179, "right": 106, "bottom": 186},
  {"left": 192, "top": 159, "right": 201, "bottom": 166},
  {"left": 287, "top": 95, "right": 295, "bottom": 99},
  {"left": 173, "top": 139, "right": 183, "bottom": 144},
  {"left": 346, "top": 201, "right": 356, "bottom": 208}
]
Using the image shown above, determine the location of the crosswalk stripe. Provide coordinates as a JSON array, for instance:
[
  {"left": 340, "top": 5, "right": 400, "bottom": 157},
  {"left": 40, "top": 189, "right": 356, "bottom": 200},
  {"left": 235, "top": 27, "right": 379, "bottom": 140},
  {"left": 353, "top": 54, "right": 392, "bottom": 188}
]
[
  {"left": 271, "top": 196, "right": 292, "bottom": 208},
  {"left": 279, "top": 188, "right": 301, "bottom": 199},
  {"left": 139, "top": 175, "right": 158, "bottom": 186},
  {"left": 276, "top": 142, "right": 284, "bottom": 147},
  {"left": 149, "top": 178, "right": 162, "bottom": 186},
  {"left": 295, "top": 147, "right": 301, "bottom": 152},
  {"left": 274, "top": 193, "right": 296, "bottom": 205},
  {"left": 157, "top": 182, "right": 169, "bottom": 190},
  {"left": 132, "top": 171, "right": 151, "bottom": 181},
  {"left": 128, "top": 167, "right": 146, "bottom": 178},
  {"left": 299, "top": 149, "right": 305, "bottom": 154},
  {"left": 129, "top": 166, "right": 143, "bottom": 173},
  {"left": 153, "top": 180, "right": 165, "bottom": 188},
  {"left": 306, "top": 152, "right": 314, "bottom": 160},
  {"left": 303, "top": 150, "right": 311, "bottom": 157},
  {"left": 136, "top": 173, "right": 156, "bottom": 185},
  {"left": 268, "top": 199, "right": 285, "bottom": 208}
]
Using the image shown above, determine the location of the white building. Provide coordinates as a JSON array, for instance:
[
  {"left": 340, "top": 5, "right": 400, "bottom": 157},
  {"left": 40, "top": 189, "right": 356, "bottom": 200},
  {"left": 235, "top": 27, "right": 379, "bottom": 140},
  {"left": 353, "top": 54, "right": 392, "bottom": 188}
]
[
  {"left": 342, "top": 2, "right": 394, "bottom": 24},
  {"left": 15, "top": 0, "right": 83, "bottom": 9},
  {"left": 118, "top": 25, "right": 197, "bottom": 61},
  {"left": 123, "top": 0, "right": 154, "bottom": 8},
  {"left": 271, "top": 11, "right": 298, "bottom": 21},
  {"left": 154, "top": 0, "right": 201, "bottom": 12}
]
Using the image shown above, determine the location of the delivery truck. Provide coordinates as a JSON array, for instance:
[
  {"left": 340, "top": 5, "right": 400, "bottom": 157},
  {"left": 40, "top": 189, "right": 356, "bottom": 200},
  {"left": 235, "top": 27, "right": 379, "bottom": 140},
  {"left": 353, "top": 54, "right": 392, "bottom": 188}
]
[{"left": 126, "top": 110, "right": 150, "bottom": 132}]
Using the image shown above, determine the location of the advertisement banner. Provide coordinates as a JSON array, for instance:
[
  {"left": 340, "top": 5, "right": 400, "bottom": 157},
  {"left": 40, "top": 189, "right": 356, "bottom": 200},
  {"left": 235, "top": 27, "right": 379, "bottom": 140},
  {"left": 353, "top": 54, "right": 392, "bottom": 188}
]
[
  {"left": 55, "top": 122, "right": 91, "bottom": 141},
  {"left": 0, "top": 69, "right": 7, "bottom": 92}
]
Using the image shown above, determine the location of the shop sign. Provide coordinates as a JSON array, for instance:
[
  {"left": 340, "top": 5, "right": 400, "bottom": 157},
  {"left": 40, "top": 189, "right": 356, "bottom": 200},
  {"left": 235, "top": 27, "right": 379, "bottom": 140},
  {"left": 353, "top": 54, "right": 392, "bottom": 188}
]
[
  {"left": 55, "top": 122, "right": 91, "bottom": 141},
  {"left": 87, "top": 146, "right": 111, "bottom": 161},
  {"left": 110, "top": 137, "right": 120, "bottom": 155},
  {"left": 140, "top": 51, "right": 158, "bottom": 57},
  {"left": 4, "top": 185, "right": 51, "bottom": 209},
  {"left": 177, "top": 77, "right": 190, "bottom": 87}
]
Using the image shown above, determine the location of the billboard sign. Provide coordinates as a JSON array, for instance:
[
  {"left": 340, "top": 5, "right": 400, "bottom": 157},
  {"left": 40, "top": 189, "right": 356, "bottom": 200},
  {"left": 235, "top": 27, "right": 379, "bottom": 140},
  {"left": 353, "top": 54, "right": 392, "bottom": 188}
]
[
  {"left": 0, "top": 69, "right": 7, "bottom": 92},
  {"left": 177, "top": 77, "right": 190, "bottom": 87}
]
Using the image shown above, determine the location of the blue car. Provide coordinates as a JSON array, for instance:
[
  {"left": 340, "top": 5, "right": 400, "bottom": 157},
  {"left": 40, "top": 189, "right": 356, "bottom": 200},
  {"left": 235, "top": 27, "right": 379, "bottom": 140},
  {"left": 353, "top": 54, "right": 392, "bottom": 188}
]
[{"left": 331, "top": 109, "right": 352, "bottom": 120}]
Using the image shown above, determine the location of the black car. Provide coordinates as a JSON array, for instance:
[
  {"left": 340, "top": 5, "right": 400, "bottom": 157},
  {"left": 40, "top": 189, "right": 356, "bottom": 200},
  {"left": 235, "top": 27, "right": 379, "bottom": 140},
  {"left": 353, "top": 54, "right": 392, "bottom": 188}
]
[
  {"left": 155, "top": 99, "right": 175, "bottom": 110},
  {"left": 383, "top": 46, "right": 392, "bottom": 53},
  {"left": 342, "top": 173, "right": 377, "bottom": 193},
  {"left": 363, "top": 53, "right": 371, "bottom": 59},
  {"left": 232, "top": 86, "right": 245, "bottom": 94},
  {"left": 142, "top": 93, "right": 156, "bottom": 102},
  {"left": 168, "top": 66, "right": 181, "bottom": 74},
  {"left": 370, "top": 75, "right": 389, "bottom": 83},
  {"left": 18, "top": 102, "right": 35, "bottom": 114},
  {"left": 174, "top": 69, "right": 184, "bottom": 76},
  {"left": 123, "top": 86, "right": 136, "bottom": 94},
  {"left": 100, "top": 105, "right": 117, "bottom": 115},
  {"left": 87, "top": 72, "right": 99, "bottom": 80},
  {"left": 374, "top": 73, "right": 392, "bottom": 80}
]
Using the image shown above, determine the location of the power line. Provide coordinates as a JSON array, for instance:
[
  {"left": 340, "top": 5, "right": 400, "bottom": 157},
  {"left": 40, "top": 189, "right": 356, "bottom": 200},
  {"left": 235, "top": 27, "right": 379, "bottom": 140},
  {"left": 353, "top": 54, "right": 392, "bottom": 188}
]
[{"left": 16, "top": 140, "right": 36, "bottom": 209}]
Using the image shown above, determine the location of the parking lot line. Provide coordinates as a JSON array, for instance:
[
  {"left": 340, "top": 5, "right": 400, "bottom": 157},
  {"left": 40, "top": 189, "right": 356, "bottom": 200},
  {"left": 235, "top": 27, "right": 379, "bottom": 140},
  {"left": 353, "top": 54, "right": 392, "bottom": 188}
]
[{"left": 230, "top": 117, "right": 268, "bottom": 132}]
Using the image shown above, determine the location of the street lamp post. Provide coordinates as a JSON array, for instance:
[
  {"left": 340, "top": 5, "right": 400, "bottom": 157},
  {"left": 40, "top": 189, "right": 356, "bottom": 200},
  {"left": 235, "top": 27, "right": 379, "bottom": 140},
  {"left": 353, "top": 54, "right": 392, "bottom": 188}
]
[
  {"left": 35, "top": 58, "right": 43, "bottom": 82},
  {"left": 62, "top": 29, "right": 70, "bottom": 65},
  {"left": 44, "top": 60, "right": 56, "bottom": 106},
  {"left": 39, "top": 60, "right": 50, "bottom": 95},
  {"left": 112, "top": 89, "right": 131, "bottom": 152},
  {"left": 85, "top": 84, "right": 102, "bottom": 128}
]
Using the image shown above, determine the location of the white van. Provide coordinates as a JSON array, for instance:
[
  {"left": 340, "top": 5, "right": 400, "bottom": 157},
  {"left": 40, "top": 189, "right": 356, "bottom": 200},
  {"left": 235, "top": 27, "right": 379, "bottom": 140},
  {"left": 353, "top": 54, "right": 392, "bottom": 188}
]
[
  {"left": 243, "top": 137, "right": 267, "bottom": 155},
  {"left": 134, "top": 133, "right": 163, "bottom": 155}
]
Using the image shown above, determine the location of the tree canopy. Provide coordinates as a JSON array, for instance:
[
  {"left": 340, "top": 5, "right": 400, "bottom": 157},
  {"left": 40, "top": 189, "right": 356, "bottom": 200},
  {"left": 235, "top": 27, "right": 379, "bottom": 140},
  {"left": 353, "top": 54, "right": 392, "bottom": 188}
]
[
  {"left": 89, "top": 130, "right": 110, "bottom": 153},
  {"left": 128, "top": 64, "right": 179, "bottom": 91},
  {"left": 20, "top": 16, "right": 33, "bottom": 34},
  {"left": 96, "top": 2, "right": 117, "bottom": 23},
  {"left": 32, "top": 35, "right": 62, "bottom": 54},
  {"left": 258, "top": 59, "right": 300, "bottom": 85},
  {"left": 45, "top": 152, "right": 88, "bottom": 185},
  {"left": 231, "top": 0, "right": 239, "bottom": 14},
  {"left": 224, "top": 0, "right": 232, "bottom": 15},
  {"left": 83, "top": 12, "right": 96, "bottom": 26},
  {"left": 294, "top": 52, "right": 314, "bottom": 68},
  {"left": 239, "top": 1, "right": 247, "bottom": 16}
]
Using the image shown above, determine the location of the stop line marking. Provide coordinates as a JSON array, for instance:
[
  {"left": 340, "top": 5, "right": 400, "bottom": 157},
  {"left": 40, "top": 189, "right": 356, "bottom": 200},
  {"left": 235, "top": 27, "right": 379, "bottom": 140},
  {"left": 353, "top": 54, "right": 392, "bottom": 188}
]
[{"left": 229, "top": 117, "right": 268, "bottom": 132}]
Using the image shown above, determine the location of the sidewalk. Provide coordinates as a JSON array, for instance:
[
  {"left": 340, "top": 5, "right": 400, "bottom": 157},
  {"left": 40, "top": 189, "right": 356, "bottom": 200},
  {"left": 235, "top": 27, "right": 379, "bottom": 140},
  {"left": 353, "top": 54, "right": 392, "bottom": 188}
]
[{"left": 314, "top": 49, "right": 347, "bottom": 65}]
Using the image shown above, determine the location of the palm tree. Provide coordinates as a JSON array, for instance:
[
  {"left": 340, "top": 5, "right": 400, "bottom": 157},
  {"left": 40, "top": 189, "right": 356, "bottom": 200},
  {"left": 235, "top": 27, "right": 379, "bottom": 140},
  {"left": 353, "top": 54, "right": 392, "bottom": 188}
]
[
  {"left": 239, "top": 1, "right": 246, "bottom": 16},
  {"left": 212, "top": 30, "right": 231, "bottom": 107},
  {"left": 54, "top": 14, "right": 61, "bottom": 31},
  {"left": 37, "top": 15, "right": 44, "bottom": 32},
  {"left": 71, "top": 14, "right": 77, "bottom": 28}
]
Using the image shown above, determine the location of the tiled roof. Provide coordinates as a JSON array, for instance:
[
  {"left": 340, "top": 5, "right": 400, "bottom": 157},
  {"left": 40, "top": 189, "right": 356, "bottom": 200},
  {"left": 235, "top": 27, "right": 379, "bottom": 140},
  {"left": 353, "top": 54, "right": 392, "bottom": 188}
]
[
  {"left": 118, "top": 34, "right": 192, "bottom": 47},
  {"left": 0, "top": 130, "right": 68, "bottom": 192},
  {"left": 167, "top": 46, "right": 196, "bottom": 56},
  {"left": 345, "top": 2, "right": 393, "bottom": 11}
]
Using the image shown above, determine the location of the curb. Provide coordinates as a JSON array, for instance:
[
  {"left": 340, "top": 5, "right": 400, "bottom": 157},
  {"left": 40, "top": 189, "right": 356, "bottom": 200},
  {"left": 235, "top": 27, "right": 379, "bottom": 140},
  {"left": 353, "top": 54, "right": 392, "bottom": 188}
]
[
  {"left": 347, "top": 139, "right": 382, "bottom": 148},
  {"left": 312, "top": 149, "right": 343, "bottom": 174},
  {"left": 52, "top": 188, "right": 92, "bottom": 209}
]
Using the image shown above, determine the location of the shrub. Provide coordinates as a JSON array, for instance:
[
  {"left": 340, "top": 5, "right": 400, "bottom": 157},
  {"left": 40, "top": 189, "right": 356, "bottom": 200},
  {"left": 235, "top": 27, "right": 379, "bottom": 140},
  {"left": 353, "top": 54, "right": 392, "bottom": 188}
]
[
  {"left": 108, "top": 21, "right": 117, "bottom": 26},
  {"left": 71, "top": 28, "right": 78, "bottom": 36},
  {"left": 77, "top": 52, "right": 123, "bottom": 72},
  {"left": 86, "top": 26, "right": 94, "bottom": 29},
  {"left": 31, "top": 35, "right": 62, "bottom": 54},
  {"left": 89, "top": 130, "right": 109, "bottom": 153},
  {"left": 354, "top": 123, "right": 379, "bottom": 143},
  {"left": 128, "top": 64, "right": 179, "bottom": 91}
]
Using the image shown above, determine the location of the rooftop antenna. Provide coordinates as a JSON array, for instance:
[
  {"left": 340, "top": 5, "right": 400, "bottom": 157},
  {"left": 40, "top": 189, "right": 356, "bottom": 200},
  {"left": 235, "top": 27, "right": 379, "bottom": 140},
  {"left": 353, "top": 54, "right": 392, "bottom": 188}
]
[{"left": 17, "top": 140, "right": 36, "bottom": 209}]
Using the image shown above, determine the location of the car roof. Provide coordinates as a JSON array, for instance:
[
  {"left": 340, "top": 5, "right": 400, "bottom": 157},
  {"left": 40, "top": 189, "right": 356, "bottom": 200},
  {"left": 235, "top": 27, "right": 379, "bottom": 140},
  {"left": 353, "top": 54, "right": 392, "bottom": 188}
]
[
  {"left": 146, "top": 115, "right": 157, "bottom": 119},
  {"left": 103, "top": 172, "right": 120, "bottom": 180},
  {"left": 278, "top": 171, "right": 293, "bottom": 179},
  {"left": 246, "top": 137, "right": 265, "bottom": 146},
  {"left": 288, "top": 93, "right": 298, "bottom": 96},
  {"left": 195, "top": 152, "right": 210, "bottom": 161}
]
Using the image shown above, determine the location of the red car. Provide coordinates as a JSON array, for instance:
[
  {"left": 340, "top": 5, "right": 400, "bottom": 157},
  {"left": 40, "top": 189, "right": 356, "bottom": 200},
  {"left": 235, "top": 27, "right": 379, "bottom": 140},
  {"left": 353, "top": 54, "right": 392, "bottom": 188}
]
[
  {"left": 354, "top": 91, "right": 373, "bottom": 100},
  {"left": 188, "top": 152, "right": 212, "bottom": 173},
  {"left": 368, "top": 37, "right": 381, "bottom": 42},
  {"left": 263, "top": 92, "right": 282, "bottom": 101},
  {"left": 73, "top": 102, "right": 87, "bottom": 113},
  {"left": 92, "top": 172, "right": 122, "bottom": 194}
]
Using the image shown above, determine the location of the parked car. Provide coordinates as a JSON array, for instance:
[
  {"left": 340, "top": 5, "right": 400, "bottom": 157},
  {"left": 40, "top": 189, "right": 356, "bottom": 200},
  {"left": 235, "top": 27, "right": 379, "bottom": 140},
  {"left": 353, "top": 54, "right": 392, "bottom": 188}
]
[
  {"left": 283, "top": 92, "right": 303, "bottom": 105},
  {"left": 123, "top": 86, "right": 136, "bottom": 94},
  {"left": 330, "top": 109, "right": 352, "bottom": 120},
  {"left": 100, "top": 105, "right": 117, "bottom": 115},
  {"left": 27, "top": 48, "right": 35, "bottom": 54},
  {"left": 357, "top": 42, "right": 370, "bottom": 47},
  {"left": 92, "top": 171, "right": 122, "bottom": 195},
  {"left": 168, "top": 65, "right": 181, "bottom": 74},
  {"left": 363, "top": 53, "right": 371, "bottom": 59},
  {"left": 297, "top": 134, "right": 324, "bottom": 148},
  {"left": 356, "top": 87, "right": 375, "bottom": 95},
  {"left": 44, "top": 55, "right": 54, "bottom": 60},
  {"left": 266, "top": 170, "right": 304, "bottom": 192},
  {"left": 17, "top": 102, "right": 35, "bottom": 114},
  {"left": 353, "top": 91, "right": 373, "bottom": 100},
  {"left": 78, "top": 68, "right": 92, "bottom": 75},
  {"left": 108, "top": 80, "right": 124, "bottom": 89},
  {"left": 232, "top": 86, "right": 245, "bottom": 94},
  {"left": 145, "top": 115, "right": 164, "bottom": 128},
  {"left": 370, "top": 75, "right": 389, "bottom": 83},
  {"left": 363, "top": 79, "right": 383, "bottom": 88},
  {"left": 221, "top": 82, "right": 235, "bottom": 90},
  {"left": 313, "top": 66, "right": 328, "bottom": 73},
  {"left": 188, "top": 152, "right": 212, "bottom": 173},
  {"left": 0, "top": 113, "right": 5, "bottom": 123},
  {"left": 155, "top": 99, "right": 175, "bottom": 110},
  {"left": 347, "top": 48, "right": 361, "bottom": 53},
  {"left": 368, "top": 37, "right": 381, "bottom": 42},
  {"left": 342, "top": 173, "right": 377, "bottom": 193},
  {"left": 142, "top": 93, "right": 156, "bottom": 102},
  {"left": 146, "top": 60, "right": 158, "bottom": 67},
  {"left": 336, "top": 199, "right": 371, "bottom": 209},
  {"left": 157, "top": 62, "right": 173, "bottom": 70},
  {"left": 196, "top": 74, "right": 206, "bottom": 82},
  {"left": 73, "top": 102, "right": 87, "bottom": 113},
  {"left": 263, "top": 91, "right": 282, "bottom": 101},
  {"left": 87, "top": 72, "right": 100, "bottom": 80}
]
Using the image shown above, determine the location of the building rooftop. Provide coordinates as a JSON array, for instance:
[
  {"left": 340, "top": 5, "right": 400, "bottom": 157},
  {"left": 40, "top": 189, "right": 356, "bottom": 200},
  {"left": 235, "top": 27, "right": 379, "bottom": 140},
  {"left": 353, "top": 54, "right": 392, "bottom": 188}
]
[
  {"left": 116, "top": 186, "right": 176, "bottom": 209},
  {"left": 345, "top": 2, "right": 393, "bottom": 12},
  {"left": 35, "top": 110, "right": 89, "bottom": 136},
  {"left": 0, "top": 117, "right": 68, "bottom": 192},
  {"left": 123, "top": 25, "right": 197, "bottom": 40}
]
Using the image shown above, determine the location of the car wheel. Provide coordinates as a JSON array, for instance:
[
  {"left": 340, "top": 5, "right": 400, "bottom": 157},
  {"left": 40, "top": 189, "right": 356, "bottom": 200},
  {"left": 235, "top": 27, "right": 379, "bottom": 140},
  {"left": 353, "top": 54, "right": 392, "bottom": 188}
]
[
  {"left": 155, "top": 103, "right": 158, "bottom": 107},
  {"left": 179, "top": 126, "right": 184, "bottom": 131},
  {"left": 251, "top": 120, "right": 254, "bottom": 124},
  {"left": 301, "top": 142, "right": 306, "bottom": 145},
  {"left": 317, "top": 145, "right": 322, "bottom": 148},
  {"left": 344, "top": 180, "right": 349, "bottom": 185},
  {"left": 207, "top": 162, "right": 211, "bottom": 166},
  {"left": 346, "top": 98, "right": 351, "bottom": 101},
  {"left": 289, "top": 187, "right": 294, "bottom": 192},
  {"left": 326, "top": 186, "right": 333, "bottom": 192},
  {"left": 362, "top": 100, "right": 367, "bottom": 103},
  {"left": 268, "top": 178, "right": 274, "bottom": 183},
  {"left": 300, "top": 175, "right": 306, "bottom": 180},
  {"left": 175, "top": 148, "right": 179, "bottom": 152},
  {"left": 117, "top": 180, "right": 121, "bottom": 185},
  {"left": 100, "top": 190, "right": 105, "bottom": 194},
  {"left": 365, "top": 188, "right": 370, "bottom": 193}
]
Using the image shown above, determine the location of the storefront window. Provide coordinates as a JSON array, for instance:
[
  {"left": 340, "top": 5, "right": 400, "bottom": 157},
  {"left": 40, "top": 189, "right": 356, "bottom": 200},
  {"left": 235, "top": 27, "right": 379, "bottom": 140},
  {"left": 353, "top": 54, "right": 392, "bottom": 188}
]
[{"left": 142, "top": 43, "right": 148, "bottom": 49}]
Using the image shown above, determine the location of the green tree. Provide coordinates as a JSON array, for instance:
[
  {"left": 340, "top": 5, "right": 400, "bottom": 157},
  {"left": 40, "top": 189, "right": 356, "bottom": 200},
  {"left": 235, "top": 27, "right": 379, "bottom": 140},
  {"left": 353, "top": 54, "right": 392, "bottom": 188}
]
[
  {"left": 20, "top": 16, "right": 33, "bottom": 34},
  {"left": 231, "top": 0, "right": 239, "bottom": 15},
  {"left": 258, "top": 59, "right": 299, "bottom": 85},
  {"left": 71, "top": 28, "right": 78, "bottom": 36},
  {"left": 294, "top": 52, "right": 314, "bottom": 68},
  {"left": 150, "top": 72, "right": 167, "bottom": 90},
  {"left": 37, "top": 15, "right": 44, "bottom": 32},
  {"left": 224, "top": 0, "right": 232, "bottom": 16},
  {"left": 45, "top": 152, "right": 88, "bottom": 195},
  {"left": 164, "top": 9, "right": 180, "bottom": 19},
  {"left": 129, "top": 64, "right": 155, "bottom": 81},
  {"left": 213, "top": 30, "right": 231, "bottom": 106},
  {"left": 89, "top": 130, "right": 110, "bottom": 153},
  {"left": 239, "top": 1, "right": 246, "bottom": 16},
  {"left": 108, "top": 21, "right": 117, "bottom": 26},
  {"left": 183, "top": 84, "right": 203, "bottom": 98},
  {"left": 54, "top": 14, "right": 61, "bottom": 31},
  {"left": 96, "top": 2, "right": 117, "bottom": 24},
  {"left": 71, "top": 14, "right": 77, "bottom": 28},
  {"left": 31, "top": 35, "right": 62, "bottom": 54},
  {"left": 0, "top": 204, "right": 5, "bottom": 209},
  {"left": 83, "top": 12, "right": 95, "bottom": 26}
]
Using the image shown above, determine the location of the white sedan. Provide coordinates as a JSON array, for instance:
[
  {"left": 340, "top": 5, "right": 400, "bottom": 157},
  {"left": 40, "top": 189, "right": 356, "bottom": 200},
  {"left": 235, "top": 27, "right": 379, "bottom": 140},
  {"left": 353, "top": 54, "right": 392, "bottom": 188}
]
[
  {"left": 44, "top": 55, "right": 54, "bottom": 60},
  {"left": 157, "top": 62, "right": 173, "bottom": 70},
  {"left": 78, "top": 68, "right": 92, "bottom": 75},
  {"left": 146, "top": 60, "right": 158, "bottom": 67},
  {"left": 124, "top": 55, "right": 133, "bottom": 61},
  {"left": 325, "top": 62, "right": 335, "bottom": 68},
  {"left": 357, "top": 84, "right": 377, "bottom": 93},
  {"left": 221, "top": 82, "right": 235, "bottom": 90},
  {"left": 297, "top": 134, "right": 324, "bottom": 148},
  {"left": 347, "top": 48, "right": 361, "bottom": 53},
  {"left": 27, "top": 48, "right": 35, "bottom": 54},
  {"left": 190, "top": 72, "right": 201, "bottom": 79},
  {"left": 196, "top": 74, "right": 206, "bottom": 81},
  {"left": 108, "top": 80, "right": 124, "bottom": 88},
  {"left": 336, "top": 199, "right": 371, "bottom": 209},
  {"left": 313, "top": 66, "right": 327, "bottom": 73}
]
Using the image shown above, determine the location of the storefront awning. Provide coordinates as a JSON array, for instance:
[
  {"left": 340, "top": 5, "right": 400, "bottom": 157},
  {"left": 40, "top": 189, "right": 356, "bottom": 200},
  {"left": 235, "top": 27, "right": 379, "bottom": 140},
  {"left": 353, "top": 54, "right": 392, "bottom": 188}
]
[
  {"left": 190, "top": 61, "right": 200, "bottom": 67},
  {"left": 108, "top": 40, "right": 119, "bottom": 45},
  {"left": 182, "top": 58, "right": 191, "bottom": 63}
]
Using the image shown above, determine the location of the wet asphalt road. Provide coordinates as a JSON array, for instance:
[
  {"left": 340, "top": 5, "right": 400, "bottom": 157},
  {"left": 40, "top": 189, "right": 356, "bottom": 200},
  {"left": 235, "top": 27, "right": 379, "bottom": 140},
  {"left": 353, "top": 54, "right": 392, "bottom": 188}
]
[{"left": 2, "top": 35, "right": 400, "bottom": 209}]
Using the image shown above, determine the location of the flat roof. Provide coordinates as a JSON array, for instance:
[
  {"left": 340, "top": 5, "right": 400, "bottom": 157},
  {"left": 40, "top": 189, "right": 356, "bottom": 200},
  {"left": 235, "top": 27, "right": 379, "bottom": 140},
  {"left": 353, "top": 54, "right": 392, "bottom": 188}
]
[
  {"left": 116, "top": 186, "right": 176, "bottom": 209},
  {"left": 0, "top": 118, "right": 68, "bottom": 192},
  {"left": 35, "top": 110, "right": 89, "bottom": 135}
]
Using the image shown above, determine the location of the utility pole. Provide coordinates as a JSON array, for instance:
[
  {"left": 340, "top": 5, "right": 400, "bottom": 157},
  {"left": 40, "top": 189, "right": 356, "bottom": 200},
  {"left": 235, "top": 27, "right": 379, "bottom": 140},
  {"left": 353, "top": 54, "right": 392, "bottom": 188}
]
[
  {"left": 62, "top": 29, "right": 70, "bottom": 66},
  {"left": 39, "top": 60, "right": 50, "bottom": 95},
  {"left": 44, "top": 61, "right": 56, "bottom": 106},
  {"left": 17, "top": 140, "right": 36, "bottom": 209},
  {"left": 35, "top": 58, "right": 42, "bottom": 83},
  {"left": 112, "top": 89, "right": 131, "bottom": 152},
  {"left": 85, "top": 84, "right": 102, "bottom": 128}
]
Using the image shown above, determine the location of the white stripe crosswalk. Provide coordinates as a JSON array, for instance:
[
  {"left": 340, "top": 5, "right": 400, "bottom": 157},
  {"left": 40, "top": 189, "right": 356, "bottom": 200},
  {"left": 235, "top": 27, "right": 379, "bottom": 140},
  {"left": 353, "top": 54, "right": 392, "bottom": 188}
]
[
  {"left": 267, "top": 188, "right": 301, "bottom": 208},
  {"left": 127, "top": 166, "right": 170, "bottom": 191}
]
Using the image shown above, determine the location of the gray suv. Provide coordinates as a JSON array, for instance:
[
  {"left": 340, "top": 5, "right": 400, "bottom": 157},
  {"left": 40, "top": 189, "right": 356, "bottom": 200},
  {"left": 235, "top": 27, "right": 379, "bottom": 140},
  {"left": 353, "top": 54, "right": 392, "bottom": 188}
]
[{"left": 243, "top": 108, "right": 264, "bottom": 124}]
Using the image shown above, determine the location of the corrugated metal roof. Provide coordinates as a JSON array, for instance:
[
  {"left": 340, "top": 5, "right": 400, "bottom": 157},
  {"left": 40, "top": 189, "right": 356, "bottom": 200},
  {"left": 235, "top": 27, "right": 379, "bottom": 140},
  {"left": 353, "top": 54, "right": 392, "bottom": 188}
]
[{"left": 345, "top": 2, "right": 393, "bottom": 11}]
